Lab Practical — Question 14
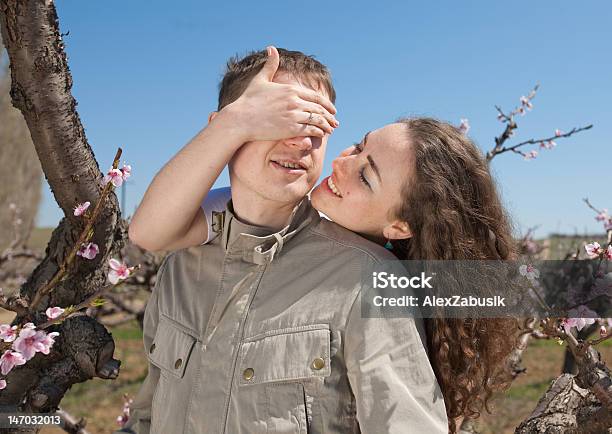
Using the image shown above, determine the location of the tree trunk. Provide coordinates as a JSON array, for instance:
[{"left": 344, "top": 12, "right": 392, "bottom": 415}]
[
  {"left": 515, "top": 374, "right": 611, "bottom": 433},
  {"left": 0, "top": 1, "right": 126, "bottom": 432}
]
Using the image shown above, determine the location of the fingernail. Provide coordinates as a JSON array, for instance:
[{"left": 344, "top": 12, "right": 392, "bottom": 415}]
[{"left": 266, "top": 46, "right": 272, "bottom": 56}]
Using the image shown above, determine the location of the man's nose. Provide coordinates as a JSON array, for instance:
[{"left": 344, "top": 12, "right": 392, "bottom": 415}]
[{"left": 283, "top": 136, "right": 321, "bottom": 151}]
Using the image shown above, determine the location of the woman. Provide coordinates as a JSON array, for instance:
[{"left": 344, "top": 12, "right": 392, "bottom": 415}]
[{"left": 133, "top": 47, "right": 520, "bottom": 432}]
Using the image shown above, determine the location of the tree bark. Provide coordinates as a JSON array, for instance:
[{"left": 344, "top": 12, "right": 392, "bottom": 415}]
[
  {"left": 0, "top": 1, "right": 126, "bottom": 432},
  {"left": 515, "top": 374, "right": 611, "bottom": 434}
]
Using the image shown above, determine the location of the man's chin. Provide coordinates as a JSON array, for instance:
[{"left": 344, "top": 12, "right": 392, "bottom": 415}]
[{"left": 261, "top": 186, "right": 311, "bottom": 204}]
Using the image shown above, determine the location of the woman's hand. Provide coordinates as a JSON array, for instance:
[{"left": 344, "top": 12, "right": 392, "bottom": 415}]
[{"left": 220, "top": 46, "right": 339, "bottom": 143}]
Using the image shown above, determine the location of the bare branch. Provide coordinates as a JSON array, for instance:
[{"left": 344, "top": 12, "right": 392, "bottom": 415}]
[{"left": 487, "top": 124, "right": 593, "bottom": 161}]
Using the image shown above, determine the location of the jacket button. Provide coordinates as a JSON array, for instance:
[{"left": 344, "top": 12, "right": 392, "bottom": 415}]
[
  {"left": 175, "top": 358, "right": 183, "bottom": 369},
  {"left": 149, "top": 343, "right": 156, "bottom": 354},
  {"left": 311, "top": 357, "right": 325, "bottom": 370},
  {"left": 243, "top": 368, "right": 255, "bottom": 380}
]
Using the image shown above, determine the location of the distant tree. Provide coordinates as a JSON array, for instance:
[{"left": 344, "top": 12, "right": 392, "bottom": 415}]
[{"left": 0, "top": 34, "right": 42, "bottom": 253}]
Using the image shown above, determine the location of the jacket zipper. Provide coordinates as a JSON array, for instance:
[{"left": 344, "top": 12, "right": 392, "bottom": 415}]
[{"left": 220, "top": 262, "right": 268, "bottom": 433}]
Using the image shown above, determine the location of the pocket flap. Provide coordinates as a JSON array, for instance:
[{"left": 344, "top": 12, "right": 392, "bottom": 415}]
[
  {"left": 238, "top": 324, "right": 331, "bottom": 385},
  {"left": 148, "top": 315, "right": 197, "bottom": 379}
]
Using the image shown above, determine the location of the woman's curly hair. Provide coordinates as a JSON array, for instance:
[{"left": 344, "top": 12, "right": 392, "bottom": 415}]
[{"left": 389, "top": 117, "right": 522, "bottom": 433}]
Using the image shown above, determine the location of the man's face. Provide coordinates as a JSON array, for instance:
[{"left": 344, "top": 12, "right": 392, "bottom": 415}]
[{"left": 228, "top": 71, "right": 330, "bottom": 206}]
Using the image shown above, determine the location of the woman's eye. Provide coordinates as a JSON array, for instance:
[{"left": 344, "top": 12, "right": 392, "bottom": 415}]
[
  {"left": 359, "top": 168, "right": 371, "bottom": 188},
  {"left": 352, "top": 142, "right": 363, "bottom": 153}
]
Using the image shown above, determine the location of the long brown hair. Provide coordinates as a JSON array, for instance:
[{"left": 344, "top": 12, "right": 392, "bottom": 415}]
[{"left": 389, "top": 117, "right": 520, "bottom": 433}]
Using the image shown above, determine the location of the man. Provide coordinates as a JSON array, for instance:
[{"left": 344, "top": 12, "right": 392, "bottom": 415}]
[{"left": 120, "top": 47, "right": 448, "bottom": 433}]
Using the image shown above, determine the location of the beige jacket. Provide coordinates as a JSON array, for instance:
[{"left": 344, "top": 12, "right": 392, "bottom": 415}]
[{"left": 117, "top": 198, "right": 448, "bottom": 434}]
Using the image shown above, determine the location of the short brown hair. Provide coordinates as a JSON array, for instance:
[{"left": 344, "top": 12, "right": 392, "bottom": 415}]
[{"left": 217, "top": 47, "right": 336, "bottom": 111}]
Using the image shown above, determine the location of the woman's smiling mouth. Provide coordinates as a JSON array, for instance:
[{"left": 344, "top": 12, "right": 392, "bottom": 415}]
[{"left": 324, "top": 175, "right": 343, "bottom": 197}]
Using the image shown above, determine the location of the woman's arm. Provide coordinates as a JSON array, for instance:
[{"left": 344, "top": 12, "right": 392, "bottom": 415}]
[{"left": 128, "top": 46, "right": 337, "bottom": 252}]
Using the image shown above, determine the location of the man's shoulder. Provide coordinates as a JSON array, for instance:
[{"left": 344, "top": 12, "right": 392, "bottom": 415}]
[{"left": 301, "top": 217, "right": 397, "bottom": 265}]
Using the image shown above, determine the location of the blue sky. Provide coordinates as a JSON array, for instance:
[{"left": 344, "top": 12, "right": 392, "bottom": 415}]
[{"left": 30, "top": 0, "right": 611, "bottom": 237}]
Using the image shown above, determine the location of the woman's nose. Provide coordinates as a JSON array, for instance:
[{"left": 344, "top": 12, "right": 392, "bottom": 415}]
[{"left": 331, "top": 155, "right": 349, "bottom": 176}]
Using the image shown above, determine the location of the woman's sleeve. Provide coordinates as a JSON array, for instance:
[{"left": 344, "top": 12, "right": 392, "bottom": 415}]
[
  {"left": 200, "top": 187, "right": 232, "bottom": 245},
  {"left": 344, "top": 263, "right": 448, "bottom": 434}
]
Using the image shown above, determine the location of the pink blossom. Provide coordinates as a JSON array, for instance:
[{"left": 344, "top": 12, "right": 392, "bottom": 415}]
[
  {"left": 561, "top": 318, "right": 579, "bottom": 334},
  {"left": 554, "top": 129, "right": 563, "bottom": 137},
  {"left": 585, "top": 242, "right": 602, "bottom": 258},
  {"left": 0, "top": 324, "right": 18, "bottom": 342},
  {"left": 8, "top": 203, "right": 16, "bottom": 211},
  {"left": 73, "top": 201, "right": 91, "bottom": 217},
  {"left": 497, "top": 113, "right": 505, "bottom": 122},
  {"left": 563, "top": 305, "right": 598, "bottom": 334},
  {"left": 539, "top": 141, "right": 556, "bottom": 150},
  {"left": 606, "top": 245, "right": 612, "bottom": 261},
  {"left": 45, "top": 307, "right": 65, "bottom": 320},
  {"left": 76, "top": 242, "right": 99, "bottom": 260},
  {"left": 12, "top": 327, "right": 39, "bottom": 360},
  {"left": 108, "top": 258, "right": 134, "bottom": 284},
  {"left": 519, "top": 264, "right": 540, "bottom": 281},
  {"left": 601, "top": 325, "right": 608, "bottom": 338},
  {"left": 519, "top": 96, "right": 533, "bottom": 110},
  {"left": 0, "top": 379, "right": 5, "bottom": 390},
  {"left": 0, "top": 350, "right": 26, "bottom": 375},
  {"left": 117, "top": 396, "right": 134, "bottom": 427},
  {"left": 561, "top": 316, "right": 596, "bottom": 334},
  {"left": 523, "top": 150, "right": 538, "bottom": 160},
  {"left": 120, "top": 164, "right": 131, "bottom": 181},
  {"left": 103, "top": 168, "right": 124, "bottom": 187},
  {"left": 595, "top": 209, "right": 608, "bottom": 221},
  {"left": 458, "top": 118, "right": 470, "bottom": 135},
  {"left": 12, "top": 328, "right": 58, "bottom": 361},
  {"left": 35, "top": 331, "right": 60, "bottom": 355}
]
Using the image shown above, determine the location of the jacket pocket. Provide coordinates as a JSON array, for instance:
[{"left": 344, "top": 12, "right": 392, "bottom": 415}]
[
  {"left": 147, "top": 315, "right": 198, "bottom": 434},
  {"left": 148, "top": 315, "right": 197, "bottom": 379},
  {"left": 238, "top": 324, "right": 331, "bottom": 434},
  {"left": 238, "top": 323, "right": 331, "bottom": 385}
]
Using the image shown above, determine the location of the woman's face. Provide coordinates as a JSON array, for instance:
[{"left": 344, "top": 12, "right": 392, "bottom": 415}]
[{"left": 311, "top": 123, "right": 415, "bottom": 242}]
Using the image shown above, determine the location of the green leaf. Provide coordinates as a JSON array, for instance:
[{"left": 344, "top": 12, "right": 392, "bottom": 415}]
[{"left": 90, "top": 298, "right": 106, "bottom": 307}]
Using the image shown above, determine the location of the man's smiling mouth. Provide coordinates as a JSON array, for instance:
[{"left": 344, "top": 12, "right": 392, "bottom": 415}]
[{"left": 270, "top": 159, "right": 308, "bottom": 172}]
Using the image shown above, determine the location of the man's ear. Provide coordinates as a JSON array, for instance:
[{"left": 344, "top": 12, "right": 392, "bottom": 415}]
[
  {"left": 383, "top": 220, "right": 412, "bottom": 240},
  {"left": 208, "top": 111, "right": 218, "bottom": 124}
]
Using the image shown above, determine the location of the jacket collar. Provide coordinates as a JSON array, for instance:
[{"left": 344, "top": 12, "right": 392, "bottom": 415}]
[{"left": 215, "top": 198, "right": 318, "bottom": 265}]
